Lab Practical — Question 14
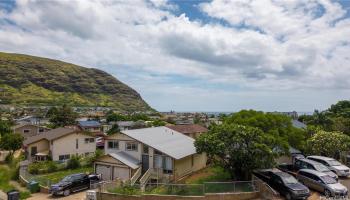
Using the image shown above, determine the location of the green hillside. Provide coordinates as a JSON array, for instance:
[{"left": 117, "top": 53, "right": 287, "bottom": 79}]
[{"left": 0, "top": 52, "right": 153, "bottom": 112}]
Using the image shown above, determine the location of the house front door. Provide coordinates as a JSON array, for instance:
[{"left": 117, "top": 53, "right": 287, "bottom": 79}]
[{"left": 142, "top": 154, "right": 149, "bottom": 173}]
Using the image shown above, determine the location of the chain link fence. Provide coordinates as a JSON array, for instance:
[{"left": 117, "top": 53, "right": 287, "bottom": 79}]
[{"left": 98, "top": 180, "right": 258, "bottom": 196}]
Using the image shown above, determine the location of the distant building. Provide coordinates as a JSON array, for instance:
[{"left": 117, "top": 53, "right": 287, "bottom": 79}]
[
  {"left": 292, "top": 119, "right": 307, "bottom": 129},
  {"left": 166, "top": 124, "right": 208, "bottom": 139},
  {"left": 15, "top": 116, "right": 49, "bottom": 125},
  {"left": 78, "top": 120, "right": 101, "bottom": 133}
]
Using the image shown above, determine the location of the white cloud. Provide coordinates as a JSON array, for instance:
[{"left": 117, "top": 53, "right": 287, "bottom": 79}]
[{"left": 0, "top": 0, "right": 350, "bottom": 111}]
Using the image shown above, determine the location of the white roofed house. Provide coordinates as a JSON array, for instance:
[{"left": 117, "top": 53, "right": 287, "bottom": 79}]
[{"left": 94, "top": 127, "right": 207, "bottom": 184}]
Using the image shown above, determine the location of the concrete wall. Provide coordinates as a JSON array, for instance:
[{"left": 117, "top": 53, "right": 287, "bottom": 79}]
[
  {"left": 51, "top": 132, "right": 96, "bottom": 161},
  {"left": 97, "top": 192, "right": 260, "bottom": 200},
  {"left": 105, "top": 133, "right": 142, "bottom": 161}
]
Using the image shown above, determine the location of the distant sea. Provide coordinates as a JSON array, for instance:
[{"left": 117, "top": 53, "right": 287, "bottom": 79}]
[{"left": 166, "top": 111, "right": 314, "bottom": 116}]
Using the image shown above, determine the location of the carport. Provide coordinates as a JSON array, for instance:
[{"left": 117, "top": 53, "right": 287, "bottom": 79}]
[{"left": 94, "top": 152, "right": 140, "bottom": 181}]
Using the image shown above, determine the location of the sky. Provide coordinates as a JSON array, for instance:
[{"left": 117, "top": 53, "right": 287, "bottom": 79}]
[{"left": 1, "top": 0, "right": 350, "bottom": 112}]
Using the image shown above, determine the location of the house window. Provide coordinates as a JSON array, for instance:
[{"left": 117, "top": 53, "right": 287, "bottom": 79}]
[
  {"left": 143, "top": 146, "right": 149, "bottom": 154},
  {"left": 126, "top": 143, "right": 138, "bottom": 151},
  {"left": 108, "top": 140, "right": 119, "bottom": 149},
  {"left": 85, "top": 138, "right": 95, "bottom": 144},
  {"left": 76, "top": 139, "right": 79, "bottom": 149},
  {"left": 23, "top": 129, "right": 30, "bottom": 133},
  {"left": 163, "top": 156, "right": 173, "bottom": 174},
  {"left": 58, "top": 154, "right": 70, "bottom": 161}
]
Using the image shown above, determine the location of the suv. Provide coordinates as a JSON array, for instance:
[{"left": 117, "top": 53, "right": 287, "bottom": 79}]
[
  {"left": 268, "top": 171, "right": 310, "bottom": 200},
  {"left": 307, "top": 156, "right": 350, "bottom": 177},
  {"left": 296, "top": 169, "right": 348, "bottom": 198},
  {"left": 50, "top": 173, "right": 100, "bottom": 196},
  {"left": 294, "top": 158, "right": 338, "bottom": 180}
]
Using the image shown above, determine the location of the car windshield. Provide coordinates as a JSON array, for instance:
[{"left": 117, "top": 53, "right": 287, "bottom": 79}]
[
  {"left": 314, "top": 164, "right": 330, "bottom": 172},
  {"left": 321, "top": 175, "right": 337, "bottom": 184},
  {"left": 328, "top": 160, "right": 342, "bottom": 166},
  {"left": 282, "top": 176, "right": 299, "bottom": 184},
  {"left": 61, "top": 175, "right": 74, "bottom": 182}
]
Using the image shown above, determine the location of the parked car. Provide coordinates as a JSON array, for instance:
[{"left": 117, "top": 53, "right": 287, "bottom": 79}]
[
  {"left": 294, "top": 158, "right": 338, "bottom": 180},
  {"left": 307, "top": 156, "right": 350, "bottom": 177},
  {"left": 296, "top": 169, "right": 348, "bottom": 198},
  {"left": 50, "top": 173, "right": 100, "bottom": 196},
  {"left": 268, "top": 171, "right": 310, "bottom": 200}
]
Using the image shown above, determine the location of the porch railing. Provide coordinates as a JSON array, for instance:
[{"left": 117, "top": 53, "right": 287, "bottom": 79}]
[{"left": 130, "top": 167, "right": 142, "bottom": 185}]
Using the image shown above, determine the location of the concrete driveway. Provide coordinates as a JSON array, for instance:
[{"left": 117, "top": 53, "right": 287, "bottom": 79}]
[{"left": 27, "top": 191, "right": 86, "bottom": 200}]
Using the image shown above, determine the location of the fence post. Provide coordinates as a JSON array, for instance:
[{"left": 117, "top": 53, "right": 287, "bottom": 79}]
[{"left": 233, "top": 182, "right": 236, "bottom": 193}]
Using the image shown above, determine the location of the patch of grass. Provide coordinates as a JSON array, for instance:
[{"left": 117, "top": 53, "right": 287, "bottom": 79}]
[
  {"left": 184, "top": 166, "right": 232, "bottom": 184},
  {"left": 107, "top": 185, "right": 142, "bottom": 195},
  {"left": 0, "top": 165, "right": 31, "bottom": 199},
  {"left": 32, "top": 166, "right": 92, "bottom": 187},
  {"left": 145, "top": 184, "right": 204, "bottom": 196},
  {"left": 204, "top": 182, "right": 254, "bottom": 193}
]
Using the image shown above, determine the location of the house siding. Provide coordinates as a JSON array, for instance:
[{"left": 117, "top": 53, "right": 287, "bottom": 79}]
[
  {"left": 105, "top": 133, "right": 142, "bottom": 161},
  {"left": 174, "top": 153, "right": 207, "bottom": 181},
  {"left": 27, "top": 139, "right": 49, "bottom": 160},
  {"left": 14, "top": 125, "right": 48, "bottom": 139},
  {"left": 51, "top": 133, "right": 96, "bottom": 161}
]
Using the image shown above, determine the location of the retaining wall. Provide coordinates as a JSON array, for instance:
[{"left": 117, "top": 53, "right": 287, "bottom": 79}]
[{"left": 97, "top": 192, "right": 260, "bottom": 200}]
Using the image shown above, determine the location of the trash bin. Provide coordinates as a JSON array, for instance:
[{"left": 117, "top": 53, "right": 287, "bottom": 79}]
[
  {"left": 7, "top": 190, "right": 20, "bottom": 200},
  {"left": 27, "top": 181, "right": 40, "bottom": 193},
  {"left": 86, "top": 190, "right": 97, "bottom": 200}
]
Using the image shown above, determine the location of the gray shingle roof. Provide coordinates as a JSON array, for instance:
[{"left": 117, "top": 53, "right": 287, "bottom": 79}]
[{"left": 121, "top": 127, "right": 196, "bottom": 160}]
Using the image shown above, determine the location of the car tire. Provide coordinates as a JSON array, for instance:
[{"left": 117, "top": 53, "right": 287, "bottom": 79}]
[
  {"left": 324, "top": 189, "right": 331, "bottom": 197},
  {"left": 63, "top": 189, "right": 70, "bottom": 197},
  {"left": 286, "top": 193, "right": 292, "bottom": 200}
]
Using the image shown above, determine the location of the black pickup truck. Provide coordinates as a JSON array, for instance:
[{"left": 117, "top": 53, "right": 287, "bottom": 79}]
[
  {"left": 50, "top": 173, "right": 100, "bottom": 196},
  {"left": 254, "top": 169, "right": 310, "bottom": 200}
]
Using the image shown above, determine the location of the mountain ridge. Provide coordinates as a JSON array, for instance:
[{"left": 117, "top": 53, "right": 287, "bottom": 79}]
[{"left": 0, "top": 52, "right": 153, "bottom": 112}]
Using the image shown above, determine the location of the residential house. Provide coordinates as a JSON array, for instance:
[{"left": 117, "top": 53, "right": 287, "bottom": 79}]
[
  {"left": 23, "top": 127, "right": 96, "bottom": 162},
  {"left": 12, "top": 124, "right": 50, "bottom": 139},
  {"left": 78, "top": 120, "right": 101, "bottom": 132},
  {"left": 166, "top": 124, "right": 208, "bottom": 139},
  {"left": 114, "top": 121, "right": 146, "bottom": 131},
  {"left": 15, "top": 116, "right": 49, "bottom": 125},
  {"left": 94, "top": 126, "right": 207, "bottom": 183}
]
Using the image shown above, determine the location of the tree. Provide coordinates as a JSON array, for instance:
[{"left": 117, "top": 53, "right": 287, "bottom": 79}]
[
  {"left": 107, "top": 124, "right": 120, "bottom": 135},
  {"left": 149, "top": 120, "right": 166, "bottom": 127},
  {"left": 224, "top": 110, "right": 306, "bottom": 151},
  {"left": 0, "top": 133, "right": 24, "bottom": 153},
  {"left": 49, "top": 105, "right": 78, "bottom": 128},
  {"left": 306, "top": 130, "right": 350, "bottom": 158},
  {"left": 0, "top": 120, "right": 11, "bottom": 136},
  {"left": 195, "top": 123, "right": 277, "bottom": 180}
]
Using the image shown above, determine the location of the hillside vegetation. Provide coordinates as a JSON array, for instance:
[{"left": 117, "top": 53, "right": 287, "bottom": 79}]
[{"left": 0, "top": 52, "right": 153, "bottom": 112}]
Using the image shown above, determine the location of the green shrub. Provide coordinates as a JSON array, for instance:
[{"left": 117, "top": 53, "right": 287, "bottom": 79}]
[
  {"left": 28, "top": 163, "right": 40, "bottom": 175},
  {"left": 66, "top": 155, "right": 81, "bottom": 169},
  {"left": 47, "top": 161, "right": 58, "bottom": 173}
]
